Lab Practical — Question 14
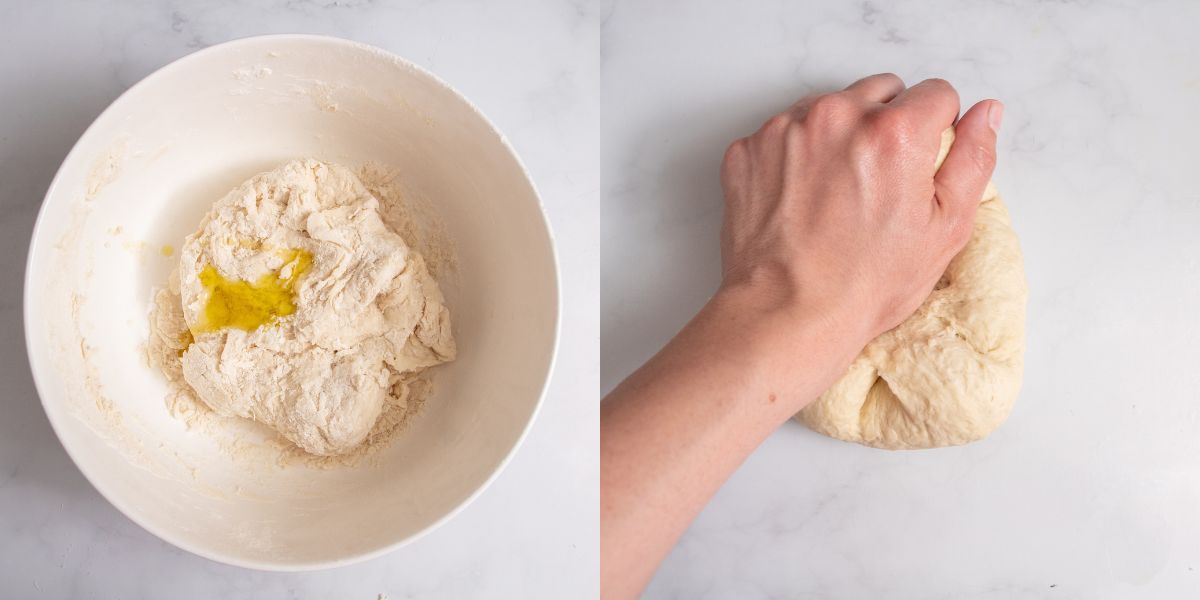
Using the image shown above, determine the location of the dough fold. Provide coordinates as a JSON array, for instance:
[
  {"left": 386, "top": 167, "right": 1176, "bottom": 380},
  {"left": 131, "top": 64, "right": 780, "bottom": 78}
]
[{"left": 796, "top": 130, "right": 1027, "bottom": 449}]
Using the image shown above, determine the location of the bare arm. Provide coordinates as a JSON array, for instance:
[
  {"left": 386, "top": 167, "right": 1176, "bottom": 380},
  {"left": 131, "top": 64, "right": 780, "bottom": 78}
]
[{"left": 600, "top": 74, "right": 1003, "bottom": 599}]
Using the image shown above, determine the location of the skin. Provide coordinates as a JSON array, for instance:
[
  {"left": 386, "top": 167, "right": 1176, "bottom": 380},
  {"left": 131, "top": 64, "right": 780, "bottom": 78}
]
[{"left": 600, "top": 73, "right": 1002, "bottom": 600}]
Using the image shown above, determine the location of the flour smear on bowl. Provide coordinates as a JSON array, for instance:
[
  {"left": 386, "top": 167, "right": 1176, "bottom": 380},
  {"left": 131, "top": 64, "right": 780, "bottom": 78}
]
[
  {"left": 27, "top": 36, "right": 557, "bottom": 566},
  {"left": 147, "top": 159, "right": 459, "bottom": 467}
]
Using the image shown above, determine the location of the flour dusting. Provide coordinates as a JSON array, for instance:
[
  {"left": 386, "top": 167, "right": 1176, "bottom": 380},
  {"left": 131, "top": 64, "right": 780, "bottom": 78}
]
[{"left": 147, "top": 160, "right": 457, "bottom": 467}]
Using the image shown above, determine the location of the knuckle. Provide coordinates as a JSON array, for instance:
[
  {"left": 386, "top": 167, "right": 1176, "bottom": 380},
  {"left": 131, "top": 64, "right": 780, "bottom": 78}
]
[
  {"left": 879, "top": 72, "right": 903, "bottom": 85},
  {"left": 923, "top": 77, "right": 958, "bottom": 98},
  {"left": 865, "top": 72, "right": 904, "bottom": 91},
  {"left": 866, "top": 109, "right": 914, "bottom": 143},
  {"left": 761, "top": 113, "right": 792, "bottom": 136},
  {"left": 723, "top": 138, "right": 748, "bottom": 164},
  {"left": 721, "top": 139, "right": 749, "bottom": 183},
  {"left": 919, "top": 77, "right": 961, "bottom": 111},
  {"left": 805, "top": 93, "right": 855, "bottom": 124}
]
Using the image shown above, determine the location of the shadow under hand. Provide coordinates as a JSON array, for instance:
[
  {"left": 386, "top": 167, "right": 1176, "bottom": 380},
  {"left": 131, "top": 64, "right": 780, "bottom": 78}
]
[{"left": 600, "top": 79, "right": 843, "bottom": 394}]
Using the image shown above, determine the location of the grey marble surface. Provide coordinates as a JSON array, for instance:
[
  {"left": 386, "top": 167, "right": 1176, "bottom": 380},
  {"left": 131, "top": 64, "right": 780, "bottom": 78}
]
[
  {"left": 602, "top": 0, "right": 1200, "bottom": 598},
  {"left": 1, "top": 0, "right": 598, "bottom": 597}
]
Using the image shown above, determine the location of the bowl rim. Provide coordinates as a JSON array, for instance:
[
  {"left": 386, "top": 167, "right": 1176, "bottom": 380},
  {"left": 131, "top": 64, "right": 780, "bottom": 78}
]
[{"left": 22, "top": 32, "right": 561, "bottom": 572}]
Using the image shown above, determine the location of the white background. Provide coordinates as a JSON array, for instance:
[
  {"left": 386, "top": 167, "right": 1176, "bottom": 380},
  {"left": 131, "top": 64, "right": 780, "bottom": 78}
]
[
  {"left": 603, "top": 1, "right": 1200, "bottom": 598},
  {"left": 1, "top": 0, "right": 597, "bottom": 597}
]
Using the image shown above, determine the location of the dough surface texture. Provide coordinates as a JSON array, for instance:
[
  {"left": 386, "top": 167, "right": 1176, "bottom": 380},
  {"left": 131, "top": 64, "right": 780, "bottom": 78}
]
[
  {"left": 171, "top": 159, "right": 455, "bottom": 456},
  {"left": 796, "top": 130, "right": 1027, "bottom": 449}
]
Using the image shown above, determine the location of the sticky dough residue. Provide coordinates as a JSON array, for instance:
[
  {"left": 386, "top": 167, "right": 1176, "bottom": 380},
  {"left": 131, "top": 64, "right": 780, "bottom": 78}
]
[{"left": 85, "top": 137, "right": 128, "bottom": 200}]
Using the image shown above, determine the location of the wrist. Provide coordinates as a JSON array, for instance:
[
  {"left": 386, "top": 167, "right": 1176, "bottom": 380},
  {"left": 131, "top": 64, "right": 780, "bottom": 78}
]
[
  {"left": 701, "top": 284, "right": 869, "bottom": 412},
  {"left": 711, "top": 277, "right": 874, "bottom": 349}
]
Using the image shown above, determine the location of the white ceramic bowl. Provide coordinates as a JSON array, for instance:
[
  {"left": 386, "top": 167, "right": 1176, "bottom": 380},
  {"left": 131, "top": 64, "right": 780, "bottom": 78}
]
[{"left": 23, "top": 35, "right": 558, "bottom": 570}]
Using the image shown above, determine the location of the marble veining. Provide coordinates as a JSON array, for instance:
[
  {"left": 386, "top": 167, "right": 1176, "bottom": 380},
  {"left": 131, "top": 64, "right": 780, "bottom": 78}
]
[
  {"left": 0, "top": 0, "right": 597, "bottom": 597},
  {"left": 603, "top": 0, "right": 1200, "bottom": 598}
]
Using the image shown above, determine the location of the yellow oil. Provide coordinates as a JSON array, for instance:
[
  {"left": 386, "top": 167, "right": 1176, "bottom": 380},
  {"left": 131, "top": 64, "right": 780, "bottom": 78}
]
[
  {"left": 160, "top": 244, "right": 174, "bottom": 257},
  {"left": 190, "top": 248, "right": 312, "bottom": 335}
]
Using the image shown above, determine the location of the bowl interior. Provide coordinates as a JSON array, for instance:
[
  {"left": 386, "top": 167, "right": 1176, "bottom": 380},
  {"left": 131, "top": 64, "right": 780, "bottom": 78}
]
[{"left": 24, "top": 35, "right": 557, "bottom": 568}]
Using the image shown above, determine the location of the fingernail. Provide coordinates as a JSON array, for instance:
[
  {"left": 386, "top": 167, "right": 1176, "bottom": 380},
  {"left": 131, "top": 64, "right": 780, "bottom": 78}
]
[{"left": 987, "top": 101, "right": 1005, "bottom": 133}]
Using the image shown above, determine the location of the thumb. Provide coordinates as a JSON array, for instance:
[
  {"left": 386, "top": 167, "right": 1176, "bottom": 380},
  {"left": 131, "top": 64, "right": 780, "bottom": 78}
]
[{"left": 935, "top": 100, "right": 1002, "bottom": 220}]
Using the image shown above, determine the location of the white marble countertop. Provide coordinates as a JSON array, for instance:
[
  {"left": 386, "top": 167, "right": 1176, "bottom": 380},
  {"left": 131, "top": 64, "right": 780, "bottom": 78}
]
[
  {"left": 603, "top": 1, "right": 1200, "bottom": 598},
  {"left": 0, "top": 0, "right": 597, "bottom": 598}
]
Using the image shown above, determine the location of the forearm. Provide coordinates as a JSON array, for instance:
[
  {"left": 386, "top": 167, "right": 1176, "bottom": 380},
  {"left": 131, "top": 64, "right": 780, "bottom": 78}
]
[
  {"left": 600, "top": 74, "right": 997, "bottom": 599},
  {"left": 599, "top": 288, "right": 863, "bottom": 599}
]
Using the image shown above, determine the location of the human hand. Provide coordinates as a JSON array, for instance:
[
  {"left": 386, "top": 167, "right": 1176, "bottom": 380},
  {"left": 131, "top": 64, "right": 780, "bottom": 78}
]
[
  {"left": 717, "top": 73, "right": 1002, "bottom": 350},
  {"left": 602, "top": 75, "right": 1004, "bottom": 599}
]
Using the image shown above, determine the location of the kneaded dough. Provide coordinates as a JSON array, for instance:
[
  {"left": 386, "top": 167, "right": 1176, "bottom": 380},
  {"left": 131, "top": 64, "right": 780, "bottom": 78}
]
[
  {"left": 176, "top": 159, "right": 455, "bottom": 456},
  {"left": 797, "top": 130, "right": 1027, "bottom": 449}
]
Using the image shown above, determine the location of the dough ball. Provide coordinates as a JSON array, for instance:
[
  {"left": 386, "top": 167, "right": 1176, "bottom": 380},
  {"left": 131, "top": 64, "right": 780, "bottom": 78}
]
[
  {"left": 178, "top": 159, "right": 455, "bottom": 456},
  {"left": 796, "top": 130, "right": 1027, "bottom": 449}
]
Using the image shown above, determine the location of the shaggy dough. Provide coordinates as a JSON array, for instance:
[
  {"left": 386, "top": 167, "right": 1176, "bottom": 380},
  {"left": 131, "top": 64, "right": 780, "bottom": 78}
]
[
  {"left": 797, "top": 130, "right": 1027, "bottom": 449},
  {"left": 168, "top": 159, "right": 454, "bottom": 456}
]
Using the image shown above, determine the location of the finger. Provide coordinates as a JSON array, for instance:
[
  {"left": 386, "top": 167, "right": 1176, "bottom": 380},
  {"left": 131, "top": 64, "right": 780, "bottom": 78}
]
[
  {"left": 887, "top": 78, "right": 961, "bottom": 138},
  {"left": 935, "top": 99, "right": 1001, "bottom": 224},
  {"left": 843, "top": 73, "right": 906, "bottom": 103}
]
